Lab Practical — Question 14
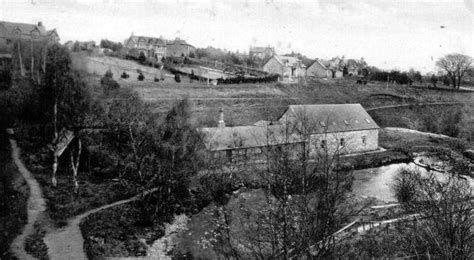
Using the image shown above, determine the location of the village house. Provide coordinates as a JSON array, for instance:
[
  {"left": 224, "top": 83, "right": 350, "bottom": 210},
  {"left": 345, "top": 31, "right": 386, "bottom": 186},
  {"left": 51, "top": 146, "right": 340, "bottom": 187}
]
[
  {"left": 262, "top": 55, "right": 306, "bottom": 81},
  {"left": 305, "top": 59, "right": 333, "bottom": 78},
  {"left": 0, "top": 21, "right": 59, "bottom": 54},
  {"left": 249, "top": 46, "right": 275, "bottom": 60},
  {"left": 200, "top": 104, "right": 380, "bottom": 162},
  {"left": 166, "top": 37, "right": 195, "bottom": 57}
]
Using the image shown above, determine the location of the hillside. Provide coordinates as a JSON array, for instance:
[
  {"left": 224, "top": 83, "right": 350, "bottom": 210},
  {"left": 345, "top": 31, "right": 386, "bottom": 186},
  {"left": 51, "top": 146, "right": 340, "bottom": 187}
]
[{"left": 71, "top": 53, "right": 473, "bottom": 141}]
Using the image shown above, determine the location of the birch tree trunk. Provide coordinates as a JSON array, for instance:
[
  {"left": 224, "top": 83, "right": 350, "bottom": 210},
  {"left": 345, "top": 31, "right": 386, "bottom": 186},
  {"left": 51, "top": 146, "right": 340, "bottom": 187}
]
[
  {"left": 52, "top": 97, "right": 58, "bottom": 187},
  {"left": 17, "top": 40, "right": 25, "bottom": 77},
  {"left": 70, "top": 138, "right": 82, "bottom": 194},
  {"left": 30, "top": 40, "right": 34, "bottom": 79}
]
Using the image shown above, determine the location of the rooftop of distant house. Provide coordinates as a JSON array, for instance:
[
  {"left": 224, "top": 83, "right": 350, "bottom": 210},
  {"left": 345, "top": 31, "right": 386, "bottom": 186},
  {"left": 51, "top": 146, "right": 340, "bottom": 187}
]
[
  {"left": 126, "top": 34, "right": 193, "bottom": 47},
  {"left": 0, "top": 21, "right": 58, "bottom": 38}
]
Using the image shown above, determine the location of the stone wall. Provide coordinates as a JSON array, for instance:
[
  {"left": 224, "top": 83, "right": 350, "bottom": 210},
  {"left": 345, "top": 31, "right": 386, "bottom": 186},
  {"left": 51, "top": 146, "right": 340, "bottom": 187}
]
[
  {"left": 262, "top": 57, "right": 283, "bottom": 77},
  {"left": 309, "top": 129, "right": 379, "bottom": 155}
]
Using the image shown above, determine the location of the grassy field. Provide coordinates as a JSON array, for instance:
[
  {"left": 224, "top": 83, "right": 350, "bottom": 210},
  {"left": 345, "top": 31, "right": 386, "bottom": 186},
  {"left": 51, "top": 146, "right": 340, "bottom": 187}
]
[{"left": 72, "top": 53, "right": 473, "bottom": 127}]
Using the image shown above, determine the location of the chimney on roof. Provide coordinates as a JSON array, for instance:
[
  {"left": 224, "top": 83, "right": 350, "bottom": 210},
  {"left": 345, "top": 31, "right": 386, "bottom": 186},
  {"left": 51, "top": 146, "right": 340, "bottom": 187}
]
[
  {"left": 218, "top": 108, "right": 225, "bottom": 128},
  {"left": 38, "top": 21, "right": 43, "bottom": 27}
]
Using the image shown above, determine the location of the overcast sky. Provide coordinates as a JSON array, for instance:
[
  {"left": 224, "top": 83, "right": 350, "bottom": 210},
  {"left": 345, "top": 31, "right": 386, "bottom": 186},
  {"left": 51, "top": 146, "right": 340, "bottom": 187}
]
[{"left": 1, "top": 0, "right": 472, "bottom": 73}]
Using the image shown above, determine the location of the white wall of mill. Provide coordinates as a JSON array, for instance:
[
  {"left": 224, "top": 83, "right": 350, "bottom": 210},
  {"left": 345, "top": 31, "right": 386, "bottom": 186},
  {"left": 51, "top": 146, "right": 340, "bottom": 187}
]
[{"left": 309, "top": 129, "right": 379, "bottom": 155}]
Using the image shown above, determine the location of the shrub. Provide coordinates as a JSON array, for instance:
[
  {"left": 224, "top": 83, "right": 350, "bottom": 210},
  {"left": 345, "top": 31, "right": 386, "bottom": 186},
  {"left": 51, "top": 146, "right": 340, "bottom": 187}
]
[
  {"left": 137, "top": 73, "right": 145, "bottom": 81},
  {"left": 104, "top": 69, "right": 113, "bottom": 79},
  {"left": 138, "top": 52, "right": 146, "bottom": 64},
  {"left": 100, "top": 70, "right": 119, "bottom": 93},
  {"left": 120, "top": 72, "right": 129, "bottom": 79},
  {"left": 174, "top": 73, "right": 181, "bottom": 83},
  {"left": 391, "top": 168, "right": 418, "bottom": 204},
  {"left": 0, "top": 70, "right": 11, "bottom": 89}
]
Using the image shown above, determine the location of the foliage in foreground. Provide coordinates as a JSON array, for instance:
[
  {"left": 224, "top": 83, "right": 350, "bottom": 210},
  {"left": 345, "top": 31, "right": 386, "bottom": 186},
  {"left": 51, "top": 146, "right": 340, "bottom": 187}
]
[{"left": 386, "top": 168, "right": 473, "bottom": 258}]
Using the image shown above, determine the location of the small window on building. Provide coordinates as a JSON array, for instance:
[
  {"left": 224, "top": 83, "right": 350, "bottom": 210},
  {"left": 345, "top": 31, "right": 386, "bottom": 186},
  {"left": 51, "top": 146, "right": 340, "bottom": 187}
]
[
  {"left": 355, "top": 119, "right": 359, "bottom": 124},
  {"left": 6, "top": 39, "right": 11, "bottom": 45},
  {"left": 340, "top": 138, "right": 345, "bottom": 146},
  {"left": 226, "top": 150, "right": 232, "bottom": 162},
  {"left": 319, "top": 121, "right": 326, "bottom": 127},
  {"left": 365, "top": 119, "right": 371, "bottom": 124},
  {"left": 320, "top": 140, "right": 326, "bottom": 149},
  {"left": 362, "top": 136, "right": 367, "bottom": 145},
  {"left": 343, "top": 120, "right": 350, "bottom": 126}
]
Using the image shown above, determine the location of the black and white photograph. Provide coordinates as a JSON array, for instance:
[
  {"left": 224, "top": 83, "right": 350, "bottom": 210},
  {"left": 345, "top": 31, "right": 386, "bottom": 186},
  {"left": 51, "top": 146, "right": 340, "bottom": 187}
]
[{"left": 0, "top": 0, "right": 473, "bottom": 259}]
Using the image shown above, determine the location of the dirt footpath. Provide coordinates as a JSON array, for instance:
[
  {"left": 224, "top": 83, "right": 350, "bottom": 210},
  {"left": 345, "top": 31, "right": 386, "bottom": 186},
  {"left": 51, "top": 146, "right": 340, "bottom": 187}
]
[
  {"left": 44, "top": 188, "right": 158, "bottom": 260},
  {"left": 8, "top": 130, "right": 46, "bottom": 260}
]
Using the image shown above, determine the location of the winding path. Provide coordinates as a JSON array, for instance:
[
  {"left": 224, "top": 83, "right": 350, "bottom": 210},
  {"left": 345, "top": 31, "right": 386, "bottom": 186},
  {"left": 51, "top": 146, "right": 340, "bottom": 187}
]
[
  {"left": 366, "top": 101, "right": 468, "bottom": 112},
  {"left": 8, "top": 129, "right": 46, "bottom": 260},
  {"left": 383, "top": 127, "right": 455, "bottom": 139},
  {"left": 44, "top": 188, "right": 158, "bottom": 260}
]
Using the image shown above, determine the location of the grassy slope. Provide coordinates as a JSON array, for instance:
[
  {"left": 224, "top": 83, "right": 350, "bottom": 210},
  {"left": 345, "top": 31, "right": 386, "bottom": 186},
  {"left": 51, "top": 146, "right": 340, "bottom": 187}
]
[{"left": 71, "top": 53, "right": 473, "bottom": 128}]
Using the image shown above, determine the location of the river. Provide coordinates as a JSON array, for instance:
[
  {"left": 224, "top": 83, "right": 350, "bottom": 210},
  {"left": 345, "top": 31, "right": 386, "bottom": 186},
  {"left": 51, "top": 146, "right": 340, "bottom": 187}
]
[{"left": 351, "top": 160, "right": 474, "bottom": 202}]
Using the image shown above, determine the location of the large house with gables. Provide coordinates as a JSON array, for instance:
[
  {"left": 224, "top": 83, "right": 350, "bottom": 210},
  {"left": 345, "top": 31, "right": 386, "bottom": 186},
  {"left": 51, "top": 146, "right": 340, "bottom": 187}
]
[
  {"left": 0, "top": 21, "right": 59, "bottom": 53},
  {"left": 200, "top": 104, "right": 380, "bottom": 162},
  {"left": 0, "top": 21, "right": 59, "bottom": 77},
  {"left": 124, "top": 34, "right": 195, "bottom": 60},
  {"left": 124, "top": 35, "right": 168, "bottom": 60}
]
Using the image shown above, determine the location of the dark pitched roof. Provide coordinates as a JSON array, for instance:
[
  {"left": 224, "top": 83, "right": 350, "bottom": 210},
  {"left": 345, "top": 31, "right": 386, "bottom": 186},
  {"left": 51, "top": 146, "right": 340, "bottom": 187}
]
[
  {"left": 280, "top": 104, "right": 379, "bottom": 134},
  {"left": 307, "top": 59, "right": 328, "bottom": 70},
  {"left": 0, "top": 21, "right": 47, "bottom": 36},
  {"left": 200, "top": 104, "right": 379, "bottom": 151},
  {"left": 167, "top": 38, "right": 193, "bottom": 47},
  {"left": 200, "top": 124, "right": 302, "bottom": 151},
  {"left": 127, "top": 35, "right": 167, "bottom": 46},
  {"left": 263, "top": 55, "right": 304, "bottom": 68}
]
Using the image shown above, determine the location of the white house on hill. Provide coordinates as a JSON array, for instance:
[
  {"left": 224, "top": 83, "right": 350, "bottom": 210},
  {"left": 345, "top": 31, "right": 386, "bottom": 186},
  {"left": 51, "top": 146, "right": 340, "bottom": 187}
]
[
  {"left": 200, "top": 104, "right": 380, "bottom": 162},
  {"left": 262, "top": 55, "right": 306, "bottom": 82}
]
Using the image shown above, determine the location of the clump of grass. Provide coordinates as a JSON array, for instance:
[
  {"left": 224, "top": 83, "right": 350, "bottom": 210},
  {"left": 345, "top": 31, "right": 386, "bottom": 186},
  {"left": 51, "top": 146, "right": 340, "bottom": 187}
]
[{"left": 25, "top": 222, "right": 48, "bottom": 260}]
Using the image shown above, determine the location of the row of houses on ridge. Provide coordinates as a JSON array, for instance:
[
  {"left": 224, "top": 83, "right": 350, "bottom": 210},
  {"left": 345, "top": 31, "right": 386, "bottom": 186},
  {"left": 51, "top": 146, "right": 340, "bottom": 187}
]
[
  {"left": 262, "top": 55, "right": 367, "bottom": 82},
  {"left": 123, "top": 33, "right": 195, "bottom": 60},
  {"left": 251, "top": 44, "right": 367, "bottom": 82}
]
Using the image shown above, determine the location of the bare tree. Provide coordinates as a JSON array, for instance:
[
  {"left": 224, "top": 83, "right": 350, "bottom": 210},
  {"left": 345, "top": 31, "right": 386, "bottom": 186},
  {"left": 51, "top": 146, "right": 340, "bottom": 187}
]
[
  {"left": 327, "top": 56, "right": 345, "bottom": 78},
  {"left": 436, "top": 53, "right": 472, "bottom": 89},
  {"left": 392, "top": 168, "right": 474, "bottom": 258},
  {"left": 204, "top": 110, "right": 364, "bottom": 259}
]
